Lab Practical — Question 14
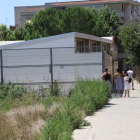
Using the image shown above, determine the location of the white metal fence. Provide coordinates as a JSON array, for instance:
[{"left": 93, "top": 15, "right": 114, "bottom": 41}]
[{"left": 0, "top": 46, "right": 104, "bottom": 88}]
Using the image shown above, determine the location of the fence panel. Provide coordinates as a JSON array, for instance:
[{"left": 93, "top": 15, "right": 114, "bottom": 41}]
[
  {"left": 2, "top": 49, "right": 50, "bottom": 84},
  {"left": 52, "top": 46, "right": 103, "bottom": 84}
]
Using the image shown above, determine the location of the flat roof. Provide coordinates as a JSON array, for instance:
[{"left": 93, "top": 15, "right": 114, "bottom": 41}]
[
  {"left": 0, "top": 41, "right": 24, "bottom": 46},
  {"left": 20, "top": 6, "right": 45, "bottom": 13},
  {"left": 0, "top": 32, "right": 112, "bottom": 50},
  {"left": 50, "top": 0, "right": 139, "bottom": 6}
]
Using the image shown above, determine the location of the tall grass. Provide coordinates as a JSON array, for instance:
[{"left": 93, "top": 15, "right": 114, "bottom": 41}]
[
  {"left": 0, "top": 104, "right": 46, "bottom": 140},
  {"left": 0, "top": 78, "right": 110, "bottom": 140}
]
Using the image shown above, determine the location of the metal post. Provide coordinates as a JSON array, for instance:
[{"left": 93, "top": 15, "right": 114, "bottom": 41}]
[
  {"left": 0, "top": 50, "right": 3, "bottom": 84},
  {"left": 50, "top": 48, "right": 53, "bottom": 88}
]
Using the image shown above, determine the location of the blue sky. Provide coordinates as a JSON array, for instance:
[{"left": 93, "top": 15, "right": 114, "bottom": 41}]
[
  {"left": 0, "top": 0, "right": 140, "bottom": 28},
  {"left": 0, "top": 0, "right": 82, "bottom": 28}
]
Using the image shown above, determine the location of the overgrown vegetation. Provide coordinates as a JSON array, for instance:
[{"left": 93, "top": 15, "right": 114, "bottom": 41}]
[{"left": 0, "top": 78, "right": 110, "bottom": 140}]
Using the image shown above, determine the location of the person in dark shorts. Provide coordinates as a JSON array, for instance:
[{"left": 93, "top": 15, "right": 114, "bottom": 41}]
[{"left": 101, "top": 68, "right": 113, "bottom": 95}]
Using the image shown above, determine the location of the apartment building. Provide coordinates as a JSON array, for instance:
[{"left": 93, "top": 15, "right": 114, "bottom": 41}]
[{"left": 14, "top": 0, "right": 140, "bottom": 28}]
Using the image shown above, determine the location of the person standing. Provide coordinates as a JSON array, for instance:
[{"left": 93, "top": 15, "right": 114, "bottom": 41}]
[
  {"left": 127, "top": 68, "right": 134, "bottom": 90},
  {"left": 101, "top": 68, "right": 113, "bottom": 95},
  {"left": 123, "top": 71, "right": 131, "bottom": 97},
  {"left": 122, "top": 70, "right": 125, "bottom": 78},
  {"left": 114, "top": 68, "right": 123, "bottom": 94}
]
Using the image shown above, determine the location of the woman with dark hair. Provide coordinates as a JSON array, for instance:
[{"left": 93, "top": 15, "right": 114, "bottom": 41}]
[
  {"left": 114, "top": 68, "right": 123, "bottom": 94},
  {"left": 122, "top": 70, "right": 125, "bottom": 78}
]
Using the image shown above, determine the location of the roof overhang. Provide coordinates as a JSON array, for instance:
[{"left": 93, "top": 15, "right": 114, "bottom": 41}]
[
  {"left": 75, "top": 33, "right": 112, "bottom": 44},
  {"left": 47, "top": 0, "right": 140, "bottom": 7},
  {"left": 0, "top": 32, "right": 113, "bottom": 50}
]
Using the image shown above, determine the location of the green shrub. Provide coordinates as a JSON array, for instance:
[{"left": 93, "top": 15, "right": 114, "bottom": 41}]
[
  {"left": 0, "top": 97, "right": 12, "bottom": 111},
  {"left": 34, "top": 110, "right": 72, "bottom": 140},
  {"left": 49, "top": 80, "right": 61, "bottom": 96},
  {"left": 34, "top": 100, "right": 82, "bottom": 140},
  {"left": 71, "top": 77, "right": 110, "bottom": 114},
  {"left": 61, "top": 99, "right": 82, "bottom": 129},
  {"left": 41, "top": 96, "right": 66, "bottom": 108},
  {"left": 70, "top": 93, "right": 95, "bottom": 114},
  {"left": 0, "top": 83, "right": 27, "bottom": 99}
]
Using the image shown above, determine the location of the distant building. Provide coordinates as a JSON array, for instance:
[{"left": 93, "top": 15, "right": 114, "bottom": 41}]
[
  {"left": 14, "top": 0, "right": 140, "bottom": 28},
  {"left": 14, "top": 5, "right": 45, "bottom": 28}
]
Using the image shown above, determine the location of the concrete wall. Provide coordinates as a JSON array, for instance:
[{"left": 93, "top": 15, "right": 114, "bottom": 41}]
[
  {"left": 124, "top": 3, "right": 140, "bottom": 23},
  {"left": 124, "top": 4, "right": 131, "bottom": 23},
  {"left": 14, "top": 7, "right": 28, "bottom": 28}
]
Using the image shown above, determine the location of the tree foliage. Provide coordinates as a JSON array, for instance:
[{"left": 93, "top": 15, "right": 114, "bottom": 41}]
[
  {"left": 24, "top": 6, "right": 119, "bottom": 40},
  {"left": 0, "top": 24, "right": 16, "bottom": 41},
  {"left": 119, "top": 21, "right": 140, "bottom": 66},
  {"left": 15, "top": 26, "right": 26, "bottom": 40},
  {"left": 0, "top": 6, "right": 119, "bottom": 41}
]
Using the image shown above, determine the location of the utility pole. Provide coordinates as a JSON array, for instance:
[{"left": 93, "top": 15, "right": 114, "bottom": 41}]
[{"left": 6, "top": 18, "right": 8, "bottom": 27}]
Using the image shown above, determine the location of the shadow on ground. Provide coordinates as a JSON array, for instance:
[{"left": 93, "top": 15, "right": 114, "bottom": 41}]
[{"left": 111, "top": 82, "right": 124, "bottom": 98}]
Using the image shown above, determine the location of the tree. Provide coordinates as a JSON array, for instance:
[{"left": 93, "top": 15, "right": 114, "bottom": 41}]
[
  {"left": 15, "top": 26, "right": 26, "bottom": 40},
  {"left": 24, "top": 6, "right": 119, "bottom": 40},
  {"left": 0, "top": 24, "right": 16, "bottom": 41},
  {"left": 61, "top": 7, "right": 97, "bottom": 34},
  {"left": 24, "top": 8, "right": 63, "bottom": 40},
  {"left": 119, "top": 21, "right": 140, "bottom": 66}
]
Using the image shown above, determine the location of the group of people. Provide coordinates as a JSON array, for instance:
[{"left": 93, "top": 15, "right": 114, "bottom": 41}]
[{"left": 101, "top": 67, "right": 135, "bottom": 97}]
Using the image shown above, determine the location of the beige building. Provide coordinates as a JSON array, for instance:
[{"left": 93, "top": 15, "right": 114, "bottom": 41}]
[{"left": 14, "top": 0, "right": 140, "bottom": 28}]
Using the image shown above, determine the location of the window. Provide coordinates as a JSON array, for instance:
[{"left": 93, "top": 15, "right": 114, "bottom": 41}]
[
  {"left": 91, "top": 42, "right": 97, "bottom": 52},
  {"left": 76, "top": 40, "right": 85, "bottom": 53},
  {"left": 90, "top": 42, "right": 101, "bottom": 52}
]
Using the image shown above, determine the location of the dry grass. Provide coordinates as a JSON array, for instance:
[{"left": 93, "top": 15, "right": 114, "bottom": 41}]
[
  {"left": 0, "top": 112, "right": 15, "bottom": 140},
  {"left": 0, "top": 102, "right": 61, "bottom": 140},
  {"left": 47, "top": 102, "right": 61, "bottom": 117},
  {"left": 0, "top": 104, "right": 46, "bottom": 140},
  {"left": 81, "top": 110, "right": 86, "bottom": 120}
]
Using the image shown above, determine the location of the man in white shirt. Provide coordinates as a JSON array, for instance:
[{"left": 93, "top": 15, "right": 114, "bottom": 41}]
[{"left": 127, "top": 68, "right": 135, "bottom": 90}]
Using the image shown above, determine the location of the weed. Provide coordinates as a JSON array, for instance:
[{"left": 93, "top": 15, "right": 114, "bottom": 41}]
[
  {"left": 34, "top": 111, "right": 72, "bottom": 140},
  {"left": 49, "top": 80, "right": 61, "bottom": 96}
]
